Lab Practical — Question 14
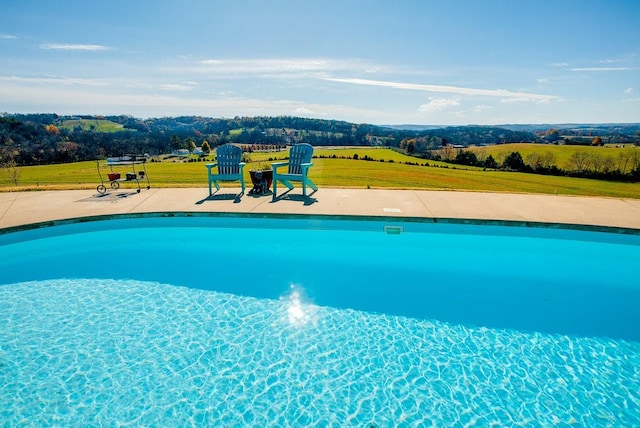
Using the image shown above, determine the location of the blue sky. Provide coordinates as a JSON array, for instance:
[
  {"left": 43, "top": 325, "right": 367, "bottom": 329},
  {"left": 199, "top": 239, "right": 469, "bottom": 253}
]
[{"left": 1, "top": 0, "right": 638, "bottom": 125}]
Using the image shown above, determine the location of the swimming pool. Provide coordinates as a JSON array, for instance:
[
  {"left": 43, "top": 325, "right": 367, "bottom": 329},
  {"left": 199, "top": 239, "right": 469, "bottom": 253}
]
[{"left": 1, "top": 214, "right": 639, "bottom": 425}]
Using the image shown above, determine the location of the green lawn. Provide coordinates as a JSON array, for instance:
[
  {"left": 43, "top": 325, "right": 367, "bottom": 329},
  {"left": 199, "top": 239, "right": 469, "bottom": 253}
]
[
  {"left": 1, "top": 147, "right": 639, "bottom": 199},
  {"left": 59, "top": 119, "right": 130, "bottom": 133}
]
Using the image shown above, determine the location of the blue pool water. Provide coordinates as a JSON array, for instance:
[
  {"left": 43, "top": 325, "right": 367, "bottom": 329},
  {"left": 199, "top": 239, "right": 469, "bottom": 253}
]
[{"left": 1, "top": 214, "right": 639, "bottom": 425}]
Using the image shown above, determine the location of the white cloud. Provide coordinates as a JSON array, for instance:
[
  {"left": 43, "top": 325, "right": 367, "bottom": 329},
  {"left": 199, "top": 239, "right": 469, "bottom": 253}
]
[
  {"left": 40, "top": 43, "right": 112, "bottom": 51},
  {"left": 295, "top": 107, "right": 315, "bottom": 115},
  {"left": 571, "top": 67, "right": 631, "bottom": 72},
  {"left": 323, "top": 77, "right": 558, "bottom": 101},
  {"left": 188, "top": 58, "right": 403, "bottom": 84},
  {"left": 474, "top": 104, "right": 492, "bottom": 112},
  {"left": 0, "top": 75, "right": 109, "bottom": 86},
  {"left": 552, "top": 62, "right": 569, "bottom": 68},
  {"left": 418, "top": 98, "right": 460, "bottom": 112},
  {"left": 500, "top": 97, "right": 536, "bottom": 104},
  {"left": 624, "top": 87, "right": 633, "bottom": 94},
  {"left": 160, "top": 83, "right": 197, "bottom": 92},
  {"left": 0, "top": 78, "right": 388, "bottom": 122},
  {"left": 0, "top": 34, "right": 18, "bottom": 39},
  {"left": 198, "top": 58, "right": 346, "bottom": 75}
]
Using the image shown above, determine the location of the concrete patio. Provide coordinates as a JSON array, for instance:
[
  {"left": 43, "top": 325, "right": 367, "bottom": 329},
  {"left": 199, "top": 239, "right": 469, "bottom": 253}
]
[{"left": 1, "top": 187, "right": 640, "bottom": 231}]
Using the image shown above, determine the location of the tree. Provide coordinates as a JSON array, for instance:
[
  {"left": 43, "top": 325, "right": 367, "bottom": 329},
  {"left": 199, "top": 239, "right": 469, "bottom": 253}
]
[
  {"left": 503, "top": 151, "right": 525, "bottom": 170},
  {"left": 182, "top": 136, "right": 195, "bottom": 153},
  {"left": 483, "top": 154, "right": 498, "bottom": 169},
  {"left": 454, "top": 150, "right": 478, "bottom": 166},
  {"left": 540, "top": 151, "right": 557, "bottom": 169},
  {"left": 632, "top": 151, "right": 640, "bottom": 172},
  {"left": 545, "top": 129, "right": 561, "bottom": 142},
  {"left": 525, "top": 151, "right": 557, "bottom": 172},
  {"left": 590, "top": 153, "right": 614, "bottom": 174},
  {"left": 405, "top": 140, "right": 415, "bottom": 154},
  {"left": 170, "top": 135, "right": 183, "bottom": 151},
  {"left": 591, "top": 136, "right": 602, "bottom": 146},
  {"left": 474, "top": 147, "right": 487, "bottom": 163},
  {"left": 567, "top": 151, "right": 590, "bottom": 173},
  {"left": 58, "top": 141, "right": 80, "bottom": 162},
  {"left": 201, "top": 140, "right": 211, "bottom": 154},
  {"left": 1, "top": 158, "right": 21, "bottom": 185},
  {"left": 45, "top": 124, "right": 59, "bottom": 134},
  {"left": 525, "top": 152, "right": 541, "bottom": 169},
  {"left": 440, "top": 145, "right": 456, "bottom": 161},
  {"left": 617, "top": 151, "right": 632, "bottom": 174}
]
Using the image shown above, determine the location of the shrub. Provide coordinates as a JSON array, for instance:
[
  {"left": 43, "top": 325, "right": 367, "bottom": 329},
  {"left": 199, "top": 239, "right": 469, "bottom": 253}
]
[
  {"left": 483, "top": 154, "right": 498, "bottom": 169},
  {"left": 454, "top": 150, "right": 479, "bottom": 166},
  {"left": 503, "top": 151, "right": 525, "bottom": 170}
]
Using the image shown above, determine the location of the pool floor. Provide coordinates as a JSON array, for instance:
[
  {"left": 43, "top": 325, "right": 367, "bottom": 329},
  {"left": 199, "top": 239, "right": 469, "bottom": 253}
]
[{"left": 2, "top": 278, "right": 639, "bottom": 426}]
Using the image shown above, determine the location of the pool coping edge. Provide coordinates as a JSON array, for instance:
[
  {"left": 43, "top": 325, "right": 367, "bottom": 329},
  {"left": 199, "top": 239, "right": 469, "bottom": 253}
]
[{"left": 1, "top": 211, "right": 639, "bottom": 237}]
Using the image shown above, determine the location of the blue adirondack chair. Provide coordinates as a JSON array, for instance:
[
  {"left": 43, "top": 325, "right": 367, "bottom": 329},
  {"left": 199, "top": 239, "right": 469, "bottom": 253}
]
[
  {"left": 205, "top": 144, "right": 246, "bottom": 196},
  {"left": 272, "top": 143, "right": 317, "bottom": 200}
]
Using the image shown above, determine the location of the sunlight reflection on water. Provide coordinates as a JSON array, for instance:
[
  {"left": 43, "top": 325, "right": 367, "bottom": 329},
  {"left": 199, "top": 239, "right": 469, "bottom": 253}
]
[{"left": 283, "top": 284, "right": 318, "bottom": 328}]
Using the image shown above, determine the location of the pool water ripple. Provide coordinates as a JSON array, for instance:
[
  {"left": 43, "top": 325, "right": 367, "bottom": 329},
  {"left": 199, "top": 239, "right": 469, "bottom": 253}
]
[{"left": 2, "top": 278, "right": 639, "bottom": 426}]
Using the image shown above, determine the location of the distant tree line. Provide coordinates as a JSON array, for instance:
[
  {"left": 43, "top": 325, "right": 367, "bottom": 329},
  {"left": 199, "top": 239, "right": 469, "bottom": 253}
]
[
  {"left": 0, "top": 114, "right": 535, "bottom": 166},
  {"left": 428, "top": 147, "right": 640, "bottom": 182},
  {"left": 1, "top": 113, "right": 638, "bottom": 167}
]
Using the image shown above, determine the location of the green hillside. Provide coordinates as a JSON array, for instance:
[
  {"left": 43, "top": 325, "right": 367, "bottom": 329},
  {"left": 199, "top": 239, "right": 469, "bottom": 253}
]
[
  {"left": 59, "top": 119, "right": 130, "bottom": 133},
  {"left": 468, "top": 143, "right": 640, "bottom": 170},
  {"left": 2, "top": 147, "right": 638, "bottom": 199}
]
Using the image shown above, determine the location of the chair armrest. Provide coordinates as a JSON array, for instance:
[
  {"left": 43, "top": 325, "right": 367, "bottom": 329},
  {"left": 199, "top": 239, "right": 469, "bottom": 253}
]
[
  {"left": 271, "top": 162, "right": 289, "bottom": 172},
  {"left": 205, "top": 163, "right": 218, "bottom": 172}
]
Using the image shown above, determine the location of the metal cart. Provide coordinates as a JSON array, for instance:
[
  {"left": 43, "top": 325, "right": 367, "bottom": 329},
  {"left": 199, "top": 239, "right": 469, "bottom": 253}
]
[{"left": 96, "top": 155, "right": 151, "bottom": 194}]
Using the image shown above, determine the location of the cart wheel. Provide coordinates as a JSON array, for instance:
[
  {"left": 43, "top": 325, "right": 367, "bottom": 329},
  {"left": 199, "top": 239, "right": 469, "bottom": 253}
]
[
  {"left": 137, "top": 188, "right": 141, "bottom": 193},
  {"left": 97, "top": 184, "right": 107, "bottom": 194},
  {"left": 110, "top": 181, "right": 120, "bottom": 190},
  {"left": 146, "top": 186, "right": 150, "bottom": 190}
]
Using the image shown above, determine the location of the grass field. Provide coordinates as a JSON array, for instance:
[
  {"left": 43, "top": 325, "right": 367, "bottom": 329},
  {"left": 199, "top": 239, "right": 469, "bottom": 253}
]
[
  {"left": 468, "top": 143, "right": 640, "bottom": 170},
  {"left": 1, "top": 146, "right": 639, "bottom": 199},
  {"left": 58, "top": 119, "right": 130, "bottom": 133}
]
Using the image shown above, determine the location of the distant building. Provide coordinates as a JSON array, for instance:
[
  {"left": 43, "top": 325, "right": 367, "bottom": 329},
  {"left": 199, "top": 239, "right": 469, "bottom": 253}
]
[{"left": 171, "top": 149, "right": 190, "bottom": 157}]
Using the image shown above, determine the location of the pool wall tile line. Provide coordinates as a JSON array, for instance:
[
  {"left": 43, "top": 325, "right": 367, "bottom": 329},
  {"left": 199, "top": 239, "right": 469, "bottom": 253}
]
[{"left": 2, "top": 212, "right": 640, "bottom": 248}]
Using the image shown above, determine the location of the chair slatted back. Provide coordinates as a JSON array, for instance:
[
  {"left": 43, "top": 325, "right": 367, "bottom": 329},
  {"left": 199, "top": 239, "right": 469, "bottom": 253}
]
[
  {"left": 288, "top": 144, "right": 314, "bottom": 175},
  {"left": 216, "top": 144, "right": 242, "bottom": 175}
]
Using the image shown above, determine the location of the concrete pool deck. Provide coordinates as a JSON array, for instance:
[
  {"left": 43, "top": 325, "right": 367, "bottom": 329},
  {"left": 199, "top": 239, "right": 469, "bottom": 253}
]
[{"left": 1, "top": 187, "right": 640, "bottom": 231}]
